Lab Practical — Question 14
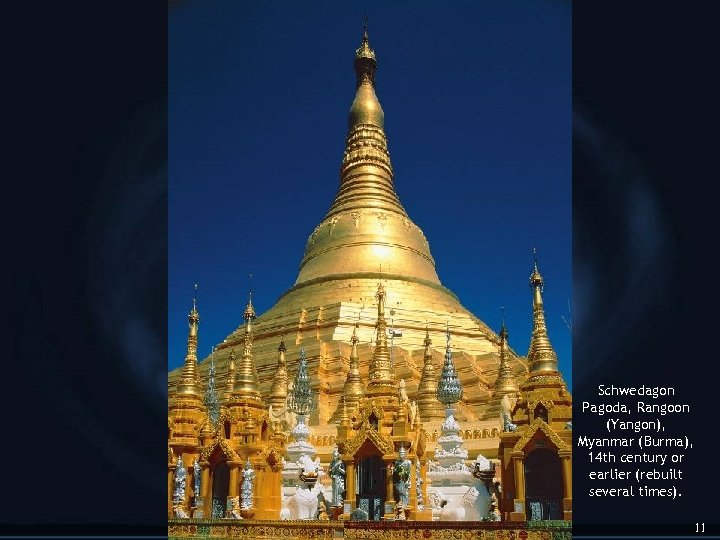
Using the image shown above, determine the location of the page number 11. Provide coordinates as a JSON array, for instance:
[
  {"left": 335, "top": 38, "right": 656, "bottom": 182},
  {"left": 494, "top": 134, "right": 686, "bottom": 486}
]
[{"left": 696, "top": 523, "right": 705, "bottom": 533}]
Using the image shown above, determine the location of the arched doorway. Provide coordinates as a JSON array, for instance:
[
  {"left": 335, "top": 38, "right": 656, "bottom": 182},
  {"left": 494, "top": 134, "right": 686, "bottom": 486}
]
[
  {"left": 524, "top": 448, "right": 563, "bottom": 520},
  {"left": 357, "top": 453, "right": 385, "bottom": 520},
  {"left": 211, "top": 460, "right": 229, "bottom": 518}
]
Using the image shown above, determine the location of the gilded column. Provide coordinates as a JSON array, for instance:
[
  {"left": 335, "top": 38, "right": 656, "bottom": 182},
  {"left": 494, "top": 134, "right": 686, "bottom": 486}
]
[
  {"left": 560, "top": 450, "right": 572, "bottom": 520},
  {"left": 560, "top": 450, "right": 572, "bottom": 499},
  {"left": 168, "top": 462, "right": 176, "bottom": 518},
  {"left": 228, "top": 462, "right": 241, "bottom": 497},
  {"left": 420, "top": 459, "right": 429, "bottom": 508},
  {"left": 345, "top": 460, "right": 356, "bottom": 510},
  {"left": 200, "top": 461, "right": 211, "bottom": 517},
  {"left": 511, "top": 452, "right": 526, "bottom": 521},
  {"left": 408, "top": 458, "right": 418, "bottom": 511}
]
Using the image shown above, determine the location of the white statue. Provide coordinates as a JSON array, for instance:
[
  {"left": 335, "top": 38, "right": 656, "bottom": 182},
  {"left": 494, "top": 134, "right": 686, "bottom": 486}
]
[
  {"left": 193, "top": 459, "right": 202, "bottom": 499},
  {"left": 285, "top": 454, "right": 322, "bottom": 519},
  {"left": 439, "top": 486, "right": 480, "bottom": 521},
  {"left": 172, "top": 457, "right": 189, "bottom": 518},
  {"left": 240, "top": 458, "right": 255, "bottom": 510},
  {"left": 228, "top": 496, "right": 243, "bottom": 519},
  {"left": 409, "top": 400, "right": 418, "bottom": 426},
  {"left": 501, "top": 394, "right": 517, "bottom": 432},
  {"left": 398, "top": 379, "right": 409, "bottom": 402},
  {"left": 434, "top": 453, "right": 495, "bottom": 521}
]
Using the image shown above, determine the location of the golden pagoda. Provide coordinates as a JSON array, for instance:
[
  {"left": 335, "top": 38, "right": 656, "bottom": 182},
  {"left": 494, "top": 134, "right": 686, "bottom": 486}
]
[
  {"left": 168, "top": 22, "right": 570, "bottom": 524},
  {"left": 169, "top": 21, "right": 527, "bottom": 463},
  {"left": 497, "top": 251, "right": 572, "bottom": 522}
]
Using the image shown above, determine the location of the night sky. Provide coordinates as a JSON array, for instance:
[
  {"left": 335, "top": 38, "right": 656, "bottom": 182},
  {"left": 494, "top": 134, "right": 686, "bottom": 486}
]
[{"left": 169, "top": 1, "right": 572, "bottom": 386}]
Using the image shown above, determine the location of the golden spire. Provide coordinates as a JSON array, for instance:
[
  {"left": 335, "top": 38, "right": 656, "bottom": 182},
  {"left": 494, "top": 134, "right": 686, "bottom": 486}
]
[
  {"left": 268, "top": 339, "right": 289, "bottom": 409},
  {"left": 527, "top": 248, "right": 560, "bottom": 375},
  {"left": 331, "top": 323, "right": 365, "bottom": 421},
  {"left": 367, "top": 282, "right": 395, "bottom": 396},
  {"left": 493, "top": 313, "right": 520, "bottom": 396},
  {"left": 223, "top": 349, "right": 237, "bottom": 403},
  {"left": 293, "top": 20, "right": 442, "bottom": 289},
  {"left": 338, "top": 394, "right": 351, "bottom": 426},
  {"left": 416, "top": 326, "right": 445, "bottom": 421},
  {"left": 232, "top": 289, "right": 261, "bottom": 400},
  {"left": 176, "top": 284, "right": 202, "bottom": 397},
  {"left": 243, "top": 276, "right": 256, "bottom": 322}
]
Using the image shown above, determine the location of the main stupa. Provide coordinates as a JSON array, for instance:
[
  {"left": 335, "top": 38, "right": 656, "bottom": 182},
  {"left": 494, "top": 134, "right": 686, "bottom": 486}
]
[{"left": 168, "top": 24, "right": 528, "bottom": 459}]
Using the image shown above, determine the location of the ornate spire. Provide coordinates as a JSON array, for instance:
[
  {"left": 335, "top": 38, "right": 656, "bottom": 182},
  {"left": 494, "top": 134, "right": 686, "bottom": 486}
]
[
  {"left": 203, "top": 347, "right": 221, "bottom": 425},
  {"left": 367, "top": 283, "right": 396, "bottom": 396},
  {"left": 337, "top": 395, "right": 350, "bottom": 427},
  {"left": 331, "top": 323, "right": 365, "bottom": 421},
  {"left": 243, "top": 287, "right": 256, "bottom": 325},
  {"left": 268, "top": 339, "right": 289, "bottom": 409},
  {"left": 493, "top": 317, "right": 520, "bottom": 396},
  {"left": 288, "top": 348, "right": 312, "bottom": 417},
  {"left": 176, "top": 284, "right": 202, "bottom": 397},
  {"left": 233, "top": 291, "right": 261, "bottom": 400},
  {"left": 292, "top": 23, "right": 441, "bottom": 290},
  {"left": 437, "top": 324, "right": 463, "bottom": 406},
  {"left": 354, "top": 15, "right": 378, "bottom": 89},
  {"left": 527, "top": 248, "right": 559, "bottom": 375},
  {"left": 416, "top": 327, "right": 445, "bottom": 421},
  {"left": 223, "top": 349, "right": 237, "bottom": 403}
]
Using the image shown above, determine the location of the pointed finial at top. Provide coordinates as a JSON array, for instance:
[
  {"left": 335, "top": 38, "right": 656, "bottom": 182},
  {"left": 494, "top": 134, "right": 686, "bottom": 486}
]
[
  {"left": 188, "top": 284, "right": 200, "bottom": 328},
  {"left": 243, "top": 280, "right": 256, "bottom": 322},
  {"left": 437, "top": 322, "right": 463, "bottom": 405},
  {"left": 354, "top": 15, "right": 377, "bottom": 85},
  {"left": 351, "top": 322, "right": 359, "bottom": 344},
  {"left": 529, "top": 247, "right": 544, "bottom": 289},
  {"left": 424, "top": 324, "right": 431, "bottom": 347},
  {"left": 500, "top": 307, "right": 507, "bottom": 338}
]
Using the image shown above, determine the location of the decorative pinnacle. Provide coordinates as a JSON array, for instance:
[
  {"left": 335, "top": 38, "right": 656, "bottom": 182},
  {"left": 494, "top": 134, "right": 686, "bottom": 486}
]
[
  {"left": 494, "top": 316, "right": 519, "bottom": 395},
  {"left": 288, "top": 348, "right": 312, "bottom": 416},
  {"left": 244, "top": 285, "right": 256, "bottom": 322},
  {"left": 269, "top": 340, "right": 289, "bottom": 407},
  {"left": 224, "top": 349, "right": 237, "bottom": 402},
  {"left": 526, "top": 250, "right": 560, "bottom": 375},
  {"left": 188, "top": 284, "right": 200, "bottom": 327},
  {"left": 436, "top": 323, "right": 463, "bottom": 406},
  {"left": 354, "top": 16, "right": 377, "bottom": 86},
  {"left": 499, "top": 307, "right": 508, "bottom": 340},
  {"left": 529, "top": 247, "right": 544, "bottom": 289},
  {"left": 177, "top": 286, "right": 201, "bottom": 397},
  {"left": 204, "top": 346, "right": 220, "bottom": 426},
  {"left": 331, "top": 322, "right": 364, "bottom": 422}
]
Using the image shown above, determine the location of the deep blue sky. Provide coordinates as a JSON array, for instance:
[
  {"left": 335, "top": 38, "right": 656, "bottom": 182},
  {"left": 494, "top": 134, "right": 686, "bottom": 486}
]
[{"left": 169, "top": 1, "right": 572, "bottom": 387}]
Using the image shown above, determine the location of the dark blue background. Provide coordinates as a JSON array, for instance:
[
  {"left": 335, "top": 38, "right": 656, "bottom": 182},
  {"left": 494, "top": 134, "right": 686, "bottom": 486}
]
[{"left": 573, "top": 2, "right": 720, "bottom": 536}]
